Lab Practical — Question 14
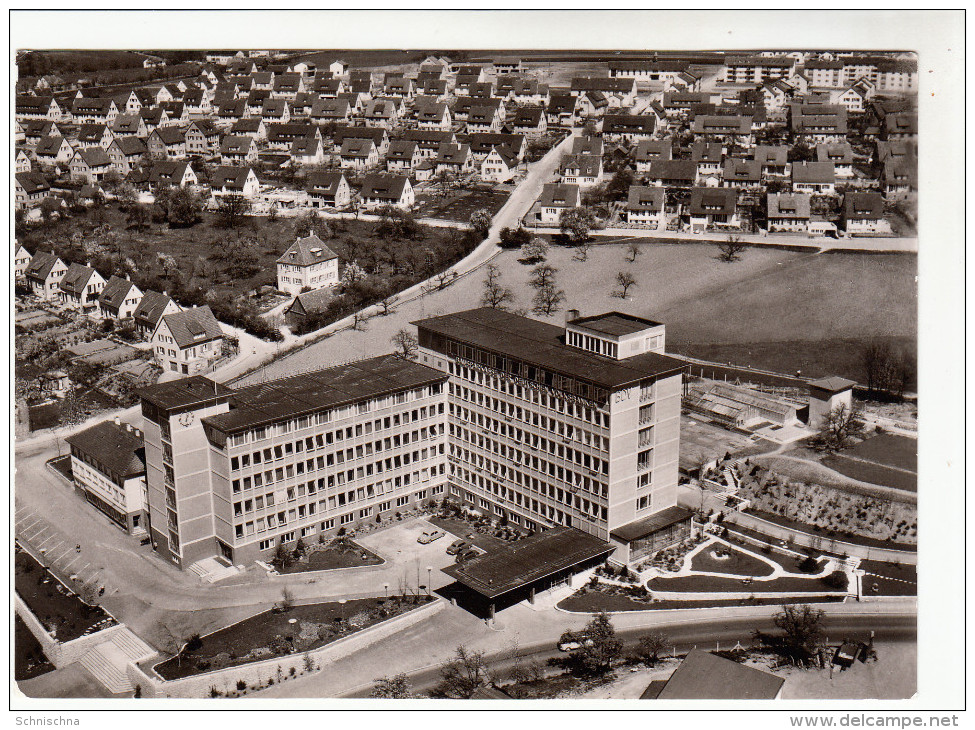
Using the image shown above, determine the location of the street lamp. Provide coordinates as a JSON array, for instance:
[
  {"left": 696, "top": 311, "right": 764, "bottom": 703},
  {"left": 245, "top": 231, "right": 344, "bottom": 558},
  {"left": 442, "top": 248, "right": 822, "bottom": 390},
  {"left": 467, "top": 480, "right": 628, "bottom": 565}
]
[
  {"left": 426, "top": 565, "right": 433, "bottom": 597},
  {"left": 383, "top": 583, "right": 389, "bottom": 600},
  {"left": 338, "top": 598, "right": 347, "bottom": 624}
]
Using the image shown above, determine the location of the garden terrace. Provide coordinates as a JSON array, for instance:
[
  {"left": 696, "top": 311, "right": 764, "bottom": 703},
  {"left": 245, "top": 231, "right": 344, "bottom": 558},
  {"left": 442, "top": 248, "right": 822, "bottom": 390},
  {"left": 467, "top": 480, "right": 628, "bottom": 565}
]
[
  {"left": 821, "top": 453, "right": 917, "bottom": 492},
  {"left": 15, "top": 545, "right": 115, "bottom": 643},
  {"left": 557, "top": 592, "right": 845, "bottom": 613},
  {"left": 275, "top": 539, "right": 383, "bottom": 574},
  {"left": 153, "top": 594, "right": 436, "bottom": 680},
  {"left": 744, "top": 508, "right": 916, "bottom": 551},
  {"left": 647, "top": 571, "right": 848, "bottom": 594}
]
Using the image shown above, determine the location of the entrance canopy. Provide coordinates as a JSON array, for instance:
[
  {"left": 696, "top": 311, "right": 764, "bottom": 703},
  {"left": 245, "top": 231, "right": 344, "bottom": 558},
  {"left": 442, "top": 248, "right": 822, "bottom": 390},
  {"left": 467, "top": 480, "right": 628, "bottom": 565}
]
[{"left": 441, "top": 527, "right": 614, "bottom": 601}]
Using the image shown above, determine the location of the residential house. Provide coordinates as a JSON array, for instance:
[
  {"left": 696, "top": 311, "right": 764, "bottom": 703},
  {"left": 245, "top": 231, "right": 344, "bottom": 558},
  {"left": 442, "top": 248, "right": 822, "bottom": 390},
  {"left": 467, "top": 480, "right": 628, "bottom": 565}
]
[
  {"left": 147, "top": 126, "right": 187, "bottom": 159},
  {"left": 272, "top": 74, "right": 305, "bottom": 100},
  {"left": 133, "top": 290, "right": 182, "bottom": 338},
  {"left": 404, "top": 129, "right": 456, "bottom": 159},
  {"left": 266, "top": 122, "right": 320, "bottom": 151},
  {"left": 665, "top": 70, "right": 703, "bottom": 93},
  {"left": 306, "top": 171, "right": 351, "bottom": 209},
  {"left": 69, "top": 146, "right": 113, "bottom": 183},
  {"left": 107, "top": 136, "right": 149, "bottom": 175},
  {"left": 625, "top": 185, "right": 667, "bottom": 228},
  {"left": 766, "top": 193, "right": 811, "bottom": 233},
  {"left": 309, "top": 98, "right": 351, "bottom": 125},
  {"left": 359, "top": 173, "right": 415, "bottom": 210},
  {"left": 645, "top": 160, "right": 698, "bottom": 188},
  {"left": 97, "top": 276, "right": 144, "bottom": 320},
  {"left": 750, "top": 145, "right": 790, "bottom": 179},
  {"left": 434, "top": 143, "right": 474, "bottom": 176},
  {"left": 363, "top": 99, "right": 399, "bottom": 128},
  {"left": 152, "top": 305, "right": 224, "bottom": 375},
  {"left": 829, "top": 82, "right": 870, "bottom": 114},
  {"left": 608, "top": 59, "right": 688, "bottom": 83},
  {"left": 276, "top": 233, "right": 340, "bottom": 296},
  {"left": 220, "top": 135, "right": 259, "bottom": 165},
  {"left": 182, "top": 88, "right": 212, "bottom": 116},
  {"left": 184, "top": 120, "right": 221, "bottom": 157},
  {"left": 246, "top": 89, "right": 272, "bottom": 116},
  {"left": 289, "top": 92, "right": 317, "bottom": 118},
  {"left": 385, "top": 140, "right": 422, "bottom": 172},
  {"left": 661, "top": 91, "right": 713, "bottom": 119},
  {"left": 569, "top": 77, "right": 638, "bottom": 107},
  {"left": 310, "top": 76, "right": 345, "bottom": 98},
  {"left": 332, "top": 125, "right": 390, "bottom": 156},
  {"left": 16, "top": 95, "right": 64, "bottom": 121},
  {"left": 16, "top": 148, "right": 32, "bottom": 173},
  {"left": 210, "top": 166, "right": 261, "bottom": 198},
  {"left": 722, "top": 158, "right": 764, "bottom": 190},
  {"left": 33, "top": 135, "right": 75, "bottom": 167},
  {"left": 573, "top": 136, "right": 605, "bottom": 157},
  {"left": 348, "top": 71, "right": 373, "bottom": 96},
  {"left": 58, "top": 263, "right": 106, "bottom": 312},
  {"left": 127, "top": 161, "right": 198, "bottom": 191},
  {"left": 71, "top": 97, "right": 119, "bottom": 125},
  {"left": 843, "top": 192, "right": 891, "bottom": 235},
  {"left": 602, "top": 114, "right": 656, "bottom": 143},
  {"left": 722, "top": 55, "right": 796, "bottom": 84},
  {"left": 546, "top": 95, "right": 578, "bottom": 128},
  {"left": 511, "top": 78, "right": 550, "bottom": 107},
  {"left": 512, "top": 106, "right": 547, "bottom": 138},
  {"left": 537, "top": 183, "right": 581, "bottom": 225},
  {"left": 792, "top": 161, "right": 836, "bottom": 194},
  {"left": 688, "top": 187, "right": 740, "bottom": 232},
  {"left": 468, "top": 82, "right": 495, "bottom": 101},
  {"left": 261, "top": 98, "right": 291, "bottom": 123},
  {"left": 575, "top": 91, "right": 609, "bottom": 119},
  {"left": 22, "top": 120, "right": 65, "bottom": 149},
  {"left": 419, "top": 78, "right": 449, "bottom": 101},
  {"left": 24, "top": 252, "right": 68, "bottom": 300},
  {"left": 816, "top": 143, "right": 854, "bottom": 178},
  {"left": 230, "top": 117, "right": 267, "bottom": 141},
  {"left": 882, "top": 158, "right": 917, "bottom": 199},
  {"left": 140, "top": 107, "right": 170, "bottom": 136},
  {"left": 480, "top": 146, "right": 519, "bottom": 183},
  {"left": 790, "top": 103, "right": 848, "bottom": 143},
  {"left": 383, "top": 76, "right": 415, "bottom": 100},
  {"left": 76, "top": 123, "right": 116, "bottom": 150},
  {"left": 157, "top": 103, "right": 186, "bottom": 126},
  {"left": 15, "top": 172, "right": 51, "bottom": 210},
  {"left": 338, "top": 137, "right": 380, "bottom": 170},
  {"left": 466, "top": 104, "right": 504, "bottom": 134},
  {"left": 634, "top": 138, "right": 672, "bottom": 172},
  {"left": 291, "top": 136, "right": 326, "bottom": 166},
  {"left": 692, "top": 115, "right": 754, "bottom": 147},
  {"left": 493, "top": 57, "right": 522, "bottom": 75},
  {"left": 559, "top": 153, "right": 603, "bottom": 188},
  {"left": 14, "top": 245, "right": 33, "bottom": 280},
  {"left": 883, "top": 112, "right": 917, "bottom": 141},
  {"left": 111, "top": 114, "right": 148, "bottom": 139},
  {"left": 691, "top": 141, "right": 724, "bottom": 183},
  {"left": 416, "top": 102, "right": 452, "bottom": 131}
]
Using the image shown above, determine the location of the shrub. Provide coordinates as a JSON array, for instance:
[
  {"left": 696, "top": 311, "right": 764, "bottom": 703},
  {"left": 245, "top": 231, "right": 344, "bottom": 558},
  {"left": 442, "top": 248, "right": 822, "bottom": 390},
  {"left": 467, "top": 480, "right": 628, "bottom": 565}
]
[
  {"left": 236, "top": 679, "right": 247, "bottom": 691},
  {"left": 824, "top": 571, "right": 849, "bottom": 591},
  {"left": 799, "top": 556, "right": 819, "bottom": 573},
  {"left": 185, "top": 634, "right": 203, "bottom": 652}
]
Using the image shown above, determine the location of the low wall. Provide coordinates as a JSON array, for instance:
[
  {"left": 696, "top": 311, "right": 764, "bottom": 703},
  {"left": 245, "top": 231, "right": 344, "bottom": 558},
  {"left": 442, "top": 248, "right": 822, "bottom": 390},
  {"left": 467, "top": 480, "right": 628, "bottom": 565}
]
[
  {"left": 128, "top": 598, "right": 444, "bottom": 698},
  {"left": 15, "top": 594, "right": 126, "bottom": 668}
]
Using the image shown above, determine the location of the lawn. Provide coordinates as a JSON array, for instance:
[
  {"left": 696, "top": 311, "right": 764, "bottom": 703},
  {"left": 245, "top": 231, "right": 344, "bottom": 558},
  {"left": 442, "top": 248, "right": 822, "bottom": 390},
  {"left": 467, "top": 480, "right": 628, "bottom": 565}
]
[
  {"left": 752, "top": 453, "right": 914, "bottom": 500},
  {"left": 414, "top": 188, "right": 510, "bottom": 223},
  {"left": 846, "top": 433, "right": 917, "bottom": 472},
  {"left": 821, "top": 454, "right": 917, "bottom": 492},
  {"left": 276, "top": 539, "right": 383, "bottom": 574},
  {"left": 745, "top": 509, "right": 916, "bottom": 551},
  {"left": 15, "top": 546, "right": 116, "bottom": 643},
  {"left": 15, "top": 615, "right": 55, "bottom": 682},
  {"left": 689, "top": 543, "right": 775, "bottom": 577},
  {"left": 243, "top": 242, "right": 917, "bottom": 388},
  {"left": 557, "top": 592, "right": 845, "bottom": 613},
  {"left": 153, "top": 594, "right": 435, "bottom": 680},
  {"left": 647, "top": 571, "right": 848, "bottom": 594}
]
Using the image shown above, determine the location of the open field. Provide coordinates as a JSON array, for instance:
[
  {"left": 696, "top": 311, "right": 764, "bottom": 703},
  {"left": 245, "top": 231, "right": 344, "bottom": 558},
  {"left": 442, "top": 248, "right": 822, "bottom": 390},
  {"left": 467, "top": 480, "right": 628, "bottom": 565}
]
[
  {"left": 240, "top": 242, "right": 917, "bottom": 386},
  {"left": 414, "top": 187, "right": 510, "bottom": 223},
  {"left": 680, "top": 417, "right": 757, "bottom": 471},
  {"left": 846, "top": 433, "right": 917, "bottom": 472},
  {"left": 822, "top": 454, "right": 917, "bottom": 492}
]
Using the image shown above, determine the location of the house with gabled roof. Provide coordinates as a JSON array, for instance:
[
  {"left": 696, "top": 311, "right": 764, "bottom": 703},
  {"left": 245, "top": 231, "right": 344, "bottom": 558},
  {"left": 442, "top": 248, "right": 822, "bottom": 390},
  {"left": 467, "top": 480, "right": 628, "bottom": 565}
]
[
  {"left": 14, "top": 244, "right": 33, "bottom": 280},
  {"left": 749, "top": 145, "right": 790, "bottom": 179},
  {"left": 76, "top": 123, "right": 116, "bottom": 150},
  {"left": 625, "top": 185, "right": 666, "bottom": 228},
  {"left": 185, "top": 119, "right": 221, "bottom": 157},
  {"left": 69, "top": 146, "right": 113, "bottom": 183},
  {"left": 111, "top": 114, "right": 148, "bottom": 139},
  {"left": 338, "top": 137, "right": 380, "bottom": 170},
  {"left": 24, "top": 251, "right": 68, "bottom": 299},
  {"left": 416, "top": 101, "right": 452, "bottom": 131},
  {"left": 216, "top": 98, "right": 249, "bottom": 127},
  {"left": 148, "top": 126, "right": 187, "bottom": 159},
  {"left": 141, "top": 106, "right": 172, "bottom": 135},
  {"left": 722, "top": 158, "right": 764, "bottom": 189},
  {"left": 182, "top": 88, "right": 212, "bottom": 116},
  {"left": 559, "top": 153, "right": 603, "bottom": 188},
  {"left": 792, "top": 161, "right": 836, "bottom": 194},
  {"left": 107, "top": 136, "right": 149, "bottom": 175},
  {"left": 266, "top": 122, "right": 319, "bottom": 151},
  {"left": 220, "top": 135, "right": 259, "bottom": 165},
  {"left": 16, "top": 148, "right": 32, "bottom": 173},
  {"left": 404, "top": 129, "right": 455, "bottom": 159},
  {"left": 133, "top": 290, "right": 182, "bottom": 338},
  {"left": 58, "top": 262, "right": 107, "bottom": 312},
  {"left": 15, "top": 172, "right": 51, "bottom": 210},
  {"left": 843, "top": 192, "right": 891, "bottom": 235},
  {"left": 348, "top": 70, "right": 373, "bottom": 96},
  {"left": 537, "top": 183, "right": 581, "bottom": 225},
  {"left": 466, "top": 104, "right": 504, "bottom": 134},
  {"left": 434, "top": 142, "right": 474, "bottom": 176},
  {"left": 306, "top": 171, "right": 351, "bottom": 209},
  {"left": 230, "top": 117, "right": 267, "bottom": 141},
  {"left": 276, "top": 233, "right": 340, "bottom": 296},
  {"left": 419, "top": 77, "right": 449, "bottom": 101},
  {"left": 646, "top": 159, "right": 698, "bottom": 188},
  {"left": 634, "top": 138, "right": 672, "bottom": 172},
  {"left": 480, "top": 146, "right": 519, "bottom": 183},
  {"left": 570, "top": 77, "right": 637, "bottom": 107},
  {"left": 16, "top": 94, "right": 64, "bottom": 121},
  {"left": 33, "top": 135, "right": 75, "bottom": 167},
  {"left": 260, "top": 97, "right": 292, "bottom": 123},
  {"left": 688, "top": 187, "right": 739, "bottom": 232},
  {"left": 272, "top": 73, "right": 305, "bottom": 100},
  {"left": 385, "top": 140, "right": 422, "bottom": 172},
  {"left": 152, "top": 305, "right": 224, "bottom": 375},
  {"left": 97, "top": 275, "right": 144, "bottom": 320},
  {"left": 691, "top": 141, "right": 724, "bottom": 182},
  {"left": 363, "top": 99, "right": 399, "bottom": 128},
  {"left": 71, "top": 97, "right": 119, "bottom": 125},
  {"left": 816, "top": 143, "right": 854, "bottom": 178},
  {"left": 359, "top": 173, "right": 414, "bottom": 210},
  {"left": 210, "top": 165, "right": 260, "bottom": 199},
  {"left": 291, "top": 135, "right": 326, "bottom": 166},
  {"left": 512, "top": 106, "right": 547, "bottom": 138},
  {"left": 127, "top": 160, "right": 198, "bottom": 191},
  {"left": 602, "top": 114, "right": 656, "bottom": 143},
  {"left": 767, "top": 192, "right": 811, "bottom": 233},
  {"left": 310, "top": 98, "right": 351, "bottom": 124},
  {"left": 22, "top": 119, "right": 65, "bottom": 149}
]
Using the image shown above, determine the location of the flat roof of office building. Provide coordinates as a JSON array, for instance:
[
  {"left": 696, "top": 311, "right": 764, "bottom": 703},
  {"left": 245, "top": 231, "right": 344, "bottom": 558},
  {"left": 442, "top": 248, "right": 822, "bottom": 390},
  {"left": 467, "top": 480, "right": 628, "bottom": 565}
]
[
  {"left": 413, "top": 307, "right": 685, "bottom": 391},
  {"left": 610, "top": 505, "right": 694, "bottom": 543},
  {"left": 138, "top": 376, "right": 233, "bottom": 412},
  {"left": 569, "top": 312, "right": 663, "bottom": 337},
  {"left": 203, "top": 354, "right": 447, "bottom": 434}
]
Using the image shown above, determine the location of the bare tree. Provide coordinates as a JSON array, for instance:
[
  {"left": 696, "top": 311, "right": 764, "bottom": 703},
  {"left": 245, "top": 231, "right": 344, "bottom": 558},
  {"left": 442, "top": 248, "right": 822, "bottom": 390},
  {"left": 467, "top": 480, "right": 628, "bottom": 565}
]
[
  {"left": 372, "top": 673, "right": 416, "bottom": 698},
  {"left": 481, "top": 263, "right": 514, "bottom": 309},
  {"left": 532, "top": 283, "right": 566, "bottom": 316},
  {"left": 433, "top": 270, "right": 458, "bottom": 290},
  {"left": 281, "top": 587, "right": 296, "bottom": 611},
  {"left": 572, "top": 240, "right": 592, "bottom": 262},
  {"left": 433, "top": 645, "right": 493, "bottom": 699},
  {"left": 390, "top": 329, "right": 419, "bottom": 360},
  {"left": 625, "top": 242, "right": 643, "bottom": 263},
  {"left": 520, "top": 236, "right": 549, "bottom": 264},
  {"left": 615, "top": 271, "right": 637, "bottom": 298},
  {"left": 861, "top": 339, "right": 913, "bottom": 398},
  {"left": 378, "top": 296, "right": 398, "bottom": 316},
  {"left": 717, "top": 234, "right": 747, "bottom": 263},
  {"left": 636, "top": 632, "right": 668, "bottom": 666},
  {"left": 528, "top": 263, "right": 558, "bottom": 290},
  {"left": 814, "top": 402, "right": 865, "bottom": 452},
  {"left": 350, "top": 310, "right": 370, "bottom": 331}
]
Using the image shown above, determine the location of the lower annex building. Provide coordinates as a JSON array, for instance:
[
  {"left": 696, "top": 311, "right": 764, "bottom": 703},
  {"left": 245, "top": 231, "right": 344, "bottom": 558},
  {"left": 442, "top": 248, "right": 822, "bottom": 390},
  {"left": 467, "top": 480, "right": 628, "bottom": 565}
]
[{"left": 137, "top": 307, "right": 691, "bottom": 568}]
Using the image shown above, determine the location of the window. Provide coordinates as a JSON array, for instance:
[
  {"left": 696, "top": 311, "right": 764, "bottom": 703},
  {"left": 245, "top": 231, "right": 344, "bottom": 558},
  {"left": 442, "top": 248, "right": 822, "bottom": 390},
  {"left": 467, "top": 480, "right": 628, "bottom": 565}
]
[
  {"left": 340, "top": 513, "right": 354, "bottom": 525},
  {"left": 259, "top": 539, "right": 274, "bottom": 551},
  {"left": 396, "top": 495, "right": 409, "bottom": 507}
]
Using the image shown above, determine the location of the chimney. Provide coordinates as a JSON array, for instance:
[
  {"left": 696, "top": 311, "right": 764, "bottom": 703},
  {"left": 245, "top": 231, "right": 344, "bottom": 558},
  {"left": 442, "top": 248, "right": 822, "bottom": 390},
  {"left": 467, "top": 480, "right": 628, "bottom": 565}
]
[
  {"left": 566, "top": 308, "right": 580, "bottom": 325},
  {"left": 114, "top": 416, "right": 121, "bottom": 427}
]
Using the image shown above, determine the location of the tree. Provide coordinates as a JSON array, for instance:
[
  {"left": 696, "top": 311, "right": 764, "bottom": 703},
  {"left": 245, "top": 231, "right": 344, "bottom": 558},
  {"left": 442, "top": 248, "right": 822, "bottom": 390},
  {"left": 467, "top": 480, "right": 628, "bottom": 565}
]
[
  {"left": 520, "top": 236, "right": 549, "bottom": 264},
  {"left": 788, "top": 142, "right": 815, "bottom": 163},
  {"left": 115, "top": 183, "right": 139, "bottom": 210},
  {"left": 433, "top": 646, "right": 493, "bottom": 699},
  {"left": 532, "top": 282, "right": 565, "bottom": 316},
  {"left": 166, "top": 187, "right": 204, "bottom": 228},
  {"left": 861, "top": 339, "right": 913, "bottom": 398},
  {"left": 391, "top": 329, "right": 419, "bottom": 360},
  {"left": 371, "top": 673, "right": 416, "bottom": 699},
  {"left": 126, "top": 203, "right": 151, "bottom": 232},
  {"left": 469, "top": 208, "right": 493, "bottom": 239},
  {"left": 814, "top": 402, "right": 865, "bottom": 452},
  {"left": 528, "top": 263, "right": 558, "bottom": 290},
  {"left": 499, "top": 226, "right": 532, "bottom": 250},
  {"left": 378, "top": 295, "right": 398, "bottom": 316},
  {"left": 340, "top": 260, "right": 366, "bottom": 288},
  {"left": 215, "top": 194, "right": 252, "bottom": 228},
  {"left": 754, "top": 604, "right": 827, "bottom": 667},
  {"left": 559, "top": 206, "right": 596, "bottom": 244},
  {"left": 625, "top": 242, "right": 642, "bottom": 263},
  {"left": 292, "top": 210, "right": 321, "bottom": 240},
  {"left": 280, "top": 587, "right": 295, "bottom": 611},
  {"left": 716, "top": 234, "right": 747, "bottom": 263},
  {"left": 606, "top": 167, "right": 634, "bottom": 201},
  {"left": 573, "top": 612, "right": 623, "bottom": 676},
  {"left": 615, "top": 271, "right": 636, "bottom": 298},
  {"left": 572, "top": 240, "right": 592, "bottom": 262},
  {"left": 481, "top": 263, "right": 513, "bottom": 309},
  {"left": 636, "top": 632, "right": 668, "bottom": 666}
]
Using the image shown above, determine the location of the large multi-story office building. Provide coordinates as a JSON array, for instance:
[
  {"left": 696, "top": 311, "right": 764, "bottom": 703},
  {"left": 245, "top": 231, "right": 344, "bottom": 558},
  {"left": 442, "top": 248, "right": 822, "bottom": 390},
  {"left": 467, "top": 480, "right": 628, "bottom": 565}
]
[
  {"left": 138, "top": 355, "right": 449, "bottom": 567},
  {"left": 137, "top": 308, "right": 691, "bottom": 569},
  {"left": 413, "top": 307, "right": 692, "bottom": 563}
]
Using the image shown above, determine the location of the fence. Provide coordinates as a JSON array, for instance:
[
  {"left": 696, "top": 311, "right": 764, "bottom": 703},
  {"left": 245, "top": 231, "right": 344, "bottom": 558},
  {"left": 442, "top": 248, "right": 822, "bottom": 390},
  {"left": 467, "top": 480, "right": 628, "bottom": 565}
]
[{"left": 127, "top": 597, "right": 445, "bottom": 698}]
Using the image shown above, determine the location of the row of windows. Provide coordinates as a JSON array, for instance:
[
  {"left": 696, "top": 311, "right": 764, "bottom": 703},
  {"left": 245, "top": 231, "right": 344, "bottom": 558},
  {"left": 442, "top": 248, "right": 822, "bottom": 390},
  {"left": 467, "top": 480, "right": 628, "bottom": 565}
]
[
  {"left": 449, "top": 400, "right": 608, "bottom": 452},
  {"left": 228, "top": 386, "right": 443, "bottom": 447}
]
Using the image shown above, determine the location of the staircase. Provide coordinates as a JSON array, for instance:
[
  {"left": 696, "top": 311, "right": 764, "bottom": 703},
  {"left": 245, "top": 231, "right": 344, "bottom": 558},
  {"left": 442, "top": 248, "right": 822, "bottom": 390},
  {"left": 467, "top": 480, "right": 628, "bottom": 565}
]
[
  {"left": 79, "top": 629, "right": 157, "bottom": 694},
  {"left": 187, "top": 556, "right": 242, "bottom": 583}
]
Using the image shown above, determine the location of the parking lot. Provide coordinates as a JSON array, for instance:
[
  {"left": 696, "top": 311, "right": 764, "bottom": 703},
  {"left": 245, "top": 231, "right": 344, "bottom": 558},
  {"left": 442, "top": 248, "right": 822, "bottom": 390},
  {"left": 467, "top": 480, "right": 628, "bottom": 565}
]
[{"left": 355, "top": 516, "right": 464, "bottom": 591}]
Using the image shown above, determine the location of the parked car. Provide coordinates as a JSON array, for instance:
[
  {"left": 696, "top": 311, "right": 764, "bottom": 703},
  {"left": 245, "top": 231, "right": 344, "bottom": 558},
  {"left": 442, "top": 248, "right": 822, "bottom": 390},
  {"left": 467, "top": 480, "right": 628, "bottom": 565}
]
[
  {"left": 446, "top": 539, "right": 469, "bottom": 555},
  {"left": 418, "top": 529, "right": 445, "bottom": 544},
  {"left": 558, "top": 635, "right": 594, "bottom": 652},
  {"left": 456, "top": 547, "right": 480, "bottom": 562}
]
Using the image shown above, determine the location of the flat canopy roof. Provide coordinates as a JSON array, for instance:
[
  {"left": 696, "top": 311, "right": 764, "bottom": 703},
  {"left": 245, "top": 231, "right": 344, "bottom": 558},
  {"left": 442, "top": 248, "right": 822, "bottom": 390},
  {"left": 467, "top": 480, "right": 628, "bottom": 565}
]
[
  {"left": 441, "top": 527, "right": 614, "bottom": 600},
  {"left": 414, "top": 307, "right": 685, "bottom": 391},
  {"left": 808, "top": 376, "right": 857, "bottom": 393},
  {"left": 656, "top": 650, "right": 784, "bottom": 700},
  {"left": 569, "top": 312, "right": 663, "bottom": 338},
  {"left": 610, "top": 505, "right": 694, "bottom": 543}
]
